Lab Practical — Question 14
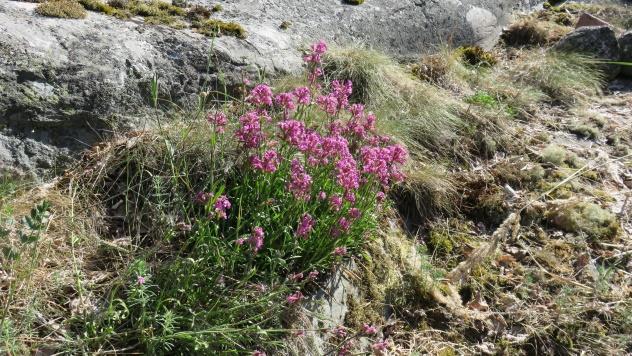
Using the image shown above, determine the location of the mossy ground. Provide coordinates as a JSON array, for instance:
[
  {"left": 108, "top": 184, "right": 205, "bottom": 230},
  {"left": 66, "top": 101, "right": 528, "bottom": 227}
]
[{"left": 32, "top": 0, "right": 247, "bottom": 38}]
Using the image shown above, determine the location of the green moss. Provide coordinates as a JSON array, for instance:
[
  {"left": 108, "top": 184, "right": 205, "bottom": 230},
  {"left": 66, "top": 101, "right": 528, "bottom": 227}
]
[
  {"left": 569, "top": 125, "right": 599, "bottom": 140},
  {"left": 540, "top": 144, "right": 565, "bottom": 166},
  {"left": 79, "top": 0, "right": 115, "bottom": 15},
  {"left": 129, "top": 0, "right": 185, "bottom": 17},
  {"left": 466, "top": 91, "right": 499, "bottom": 109},
  {"left": 458, "top": 46, "right": 497, "bottom": 67},
  {"left": 192, "top": 19, "right": 247, "bottom": 39},
  {"left": 36, "top": 0, "right": 87, "bottom": 19},
  {"left": 547, "top": 202, "right": 620, "bottom": 241},
  {"left": 211, "top": 3, "right": 222, "bottom": 12},
  {"left": 144, "top": 15, "right": 186, "bottom": 29},
  {"left": 427, "top": 219, "right": 472, "bottom": 257},
  {"left": 344, "top": 0, "right": 364, "bottom": 4}
]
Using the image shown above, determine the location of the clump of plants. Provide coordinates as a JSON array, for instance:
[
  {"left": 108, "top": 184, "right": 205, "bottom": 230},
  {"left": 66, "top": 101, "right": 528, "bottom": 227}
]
[
  {"left": 547, "top": 201, "right": 620, "bottom": 241},
  {"left": 35, "top": 0, "right": 87, "bottom": 19},
  {"left": 78, "top": 0, "right": 115, "bottom": 15},
  {"left": 192, "top": 18, "right": 247, "bottom": 38},
  {"left": 508, "top": 50, "right": 604, "bottom": 105},
  {"left": 501, "top": 19, "right": 549, "bottom": 47},
  {"left": 344, "top": 0, "right": 365, "bottom": 4},
  {"left": 458, "top": 46, "right": 497, "bottom": 67},
  {"left": 79, "top": 41, "right": 407, "bottom": 353}
]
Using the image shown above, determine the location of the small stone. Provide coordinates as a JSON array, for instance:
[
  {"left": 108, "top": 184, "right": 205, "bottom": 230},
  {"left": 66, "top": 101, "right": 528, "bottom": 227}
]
[{"left": 575, "top": 13, "right": 611, "bottom": 29}]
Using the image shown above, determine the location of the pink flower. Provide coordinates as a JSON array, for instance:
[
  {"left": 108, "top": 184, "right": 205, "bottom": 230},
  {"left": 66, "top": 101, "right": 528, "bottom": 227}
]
[
  {"left": 330, "top": 194, "right": 343, "bottom": 211},
  {"left": 251, "top": 150, "right": 280, "bottom": 173},
  {"left": 303, "top": 40, "right": 328, "bottom": 63},
  {"left": 207, "top": 112, "right": 228, "bottom": 133},
  {"left": 338, "top": 217, "right": 351, "bottom": 232},
  {"left": 275, "top": 92, "right": 296, "bottom": 111},
  {"left": 316, "top": 94, "right": 339, "bottom": 116},
  {"left": 252, "top": 351, "right": 266, "bottom": 356},
  {"left": 317, "top": 191, "right": 327, "bottom": 201},
  {"left": 333, "top": 325, "right": 347, "bottom": 338},
  {"left": 344, "top": 191, "right": 356, "bottom": 203},
  {"left": 333, "top": 246, "right": 347, "bottom": 256},
  {"left": 349, "top": 103, "right": 364, "bottom": 119},
  {"left": 279, "top": 120, "right": 306, "bottom": 146},
  {"left": 236, "top": 111, "right": 264, "bottom": 149},
  {"left": 288, "top": 159, "right": 312, "bottom": 200},
  {"left": 248, "top": 84, "right": 273, "bottom": 106},
  {"left": 136, "top": 275, "right": 145, "bottom": 285},
  {"left": 288, "top": 272, "right": 304, "bottom": 282},
  {"left": 235, "top": 237, "right": 247, "bottom": 245},
  {"left": 296, "top": 213, "right": 316, "bottom": 239},
  {"left": 308, "top": 271, "right": 319, "bottom": 280},
  {"left": 293, "top": 87, "right": 311, "bottom": 105},
  {"left": 363, "top": 323, "right": 378, "bottom": 335},
  {"left": 376, "top": 191, "right": 386, "bottom": 203},
  {"left": 335, "top": 156, "right": 360, "bottom": 191},
  {"left": 286, "top": 291, "right": 304, "bottom": 304},
  {"left": 365, "top": 112, "right": 377, "bottom": 132},
  {"left": 349, "top": 208, "right": 361, "bottom": 220},
  {"left": 371, "top": 340, "right": 389, "bottom": 353},
  {"left": 214, "top": 195, "right": 231, "bottom": 220},
  {"left": 248, "top": 226, "right": 265, "bottom": 253},
  {"left": 331, "top": 80, "right": 352, "bottom": 110}
]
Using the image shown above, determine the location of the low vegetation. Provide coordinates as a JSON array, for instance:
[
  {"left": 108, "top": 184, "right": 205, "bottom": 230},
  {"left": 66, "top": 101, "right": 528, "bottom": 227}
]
[{"left": 35, "top": 0, "right": 87, "bottom": 19}]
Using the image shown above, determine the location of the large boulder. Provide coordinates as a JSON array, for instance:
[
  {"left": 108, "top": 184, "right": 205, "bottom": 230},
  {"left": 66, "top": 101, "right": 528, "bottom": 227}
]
[
  {"left": 0, "top": 0, "right": 527, "bottom": 177},
  {"left": 620, "top": 31, "right": 632, "bottom": 77},
  {"left": 554, "top": 25, "right": 621, "bottom": 79}
]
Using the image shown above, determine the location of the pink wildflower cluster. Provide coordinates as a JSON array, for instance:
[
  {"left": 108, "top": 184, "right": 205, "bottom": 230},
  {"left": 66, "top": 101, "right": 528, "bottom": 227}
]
[
  {"left": 237, "top": 226, "right": 265, "bottom": 253},
  {"left": 248, "top": 84, "right": 273, "bottom": 106},
  {"left": 296, "top": 213, "right": 315, "bottom": 239},
  {"left": 304, "top": 40, "right": 327, "bottom": 85},
  {"left": 207, "top": 112, "right": 228, "bottom": 133},
  {"left": 251, "top": 150, "right": 280, "bottom": 173},
  {"left": 213, "top": 195, "right": 231, "bottom": 220},
  {"left": 288, "top": 159, "right": 312, "bottom": 200},
  {"left": 286, "top": 291, "right": 303, "bottom": 304},
  {"left": 360, "top": 144, "right": 408, "bottom": 186},
  {"left": 235, "top": 111, "right": 264, "bottom": 148}
]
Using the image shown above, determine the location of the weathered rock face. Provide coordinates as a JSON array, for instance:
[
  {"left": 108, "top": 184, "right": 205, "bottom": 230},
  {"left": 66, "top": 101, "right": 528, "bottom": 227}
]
[
  {"left": 620, "top": 31, "right": 632, "bottom": 77},
  {"left": 0, "top": 0, "right": 527, "bottom": 177},
  {"left": 554, "top": 25, "right": 621, "bottom": 79}
]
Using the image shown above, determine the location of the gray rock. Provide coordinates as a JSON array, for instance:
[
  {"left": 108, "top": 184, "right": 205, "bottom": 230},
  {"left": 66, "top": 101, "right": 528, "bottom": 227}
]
[
  {"left": 1, "top": 0, "right": 528, "bottom": 177},
  {"left": 554, "top": 26, "right": 621, "bottom": 79},
  {"left": 619, "top": 31, "right": 632, "bottom": 77}
]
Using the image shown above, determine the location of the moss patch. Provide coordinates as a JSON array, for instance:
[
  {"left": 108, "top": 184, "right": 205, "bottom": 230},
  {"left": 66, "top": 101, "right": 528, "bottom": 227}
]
[
  {"left": 547, "top": 202, "right": 620, "bottom": 241},
  {"left": 78, "top": 0, "right": 115, "bottom": 15},
  {"left": 192, "top": 19, "right": 247, "bottom": 39},
  {"left": 36, "top": 0, "right": 87, "bottom": 19}
]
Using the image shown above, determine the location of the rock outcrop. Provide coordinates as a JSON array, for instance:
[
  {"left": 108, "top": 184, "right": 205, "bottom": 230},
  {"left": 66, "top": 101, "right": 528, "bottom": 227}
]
[
  {"left": 0, "top": 0, "right": 527, "bottom": 176},
  {"left": 620, "top": 31, "right": 632, "bottom": 77},
  {"left": 554, "top": 25, "right": 621, "bottom": 79}
]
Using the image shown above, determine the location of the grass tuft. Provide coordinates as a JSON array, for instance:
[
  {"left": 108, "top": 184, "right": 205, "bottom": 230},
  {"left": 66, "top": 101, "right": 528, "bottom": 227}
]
[
  {"left": 192, "top": 19, "right": 247, "bottom": 38},
  {"left": 35, "top": 0, "right": 87, "bottom": 19}
]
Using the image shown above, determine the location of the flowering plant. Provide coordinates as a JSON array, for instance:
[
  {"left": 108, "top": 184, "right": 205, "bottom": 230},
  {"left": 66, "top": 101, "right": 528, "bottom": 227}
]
[{"left": 194, "top": 40, "right": 408, "bottom": 278}]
